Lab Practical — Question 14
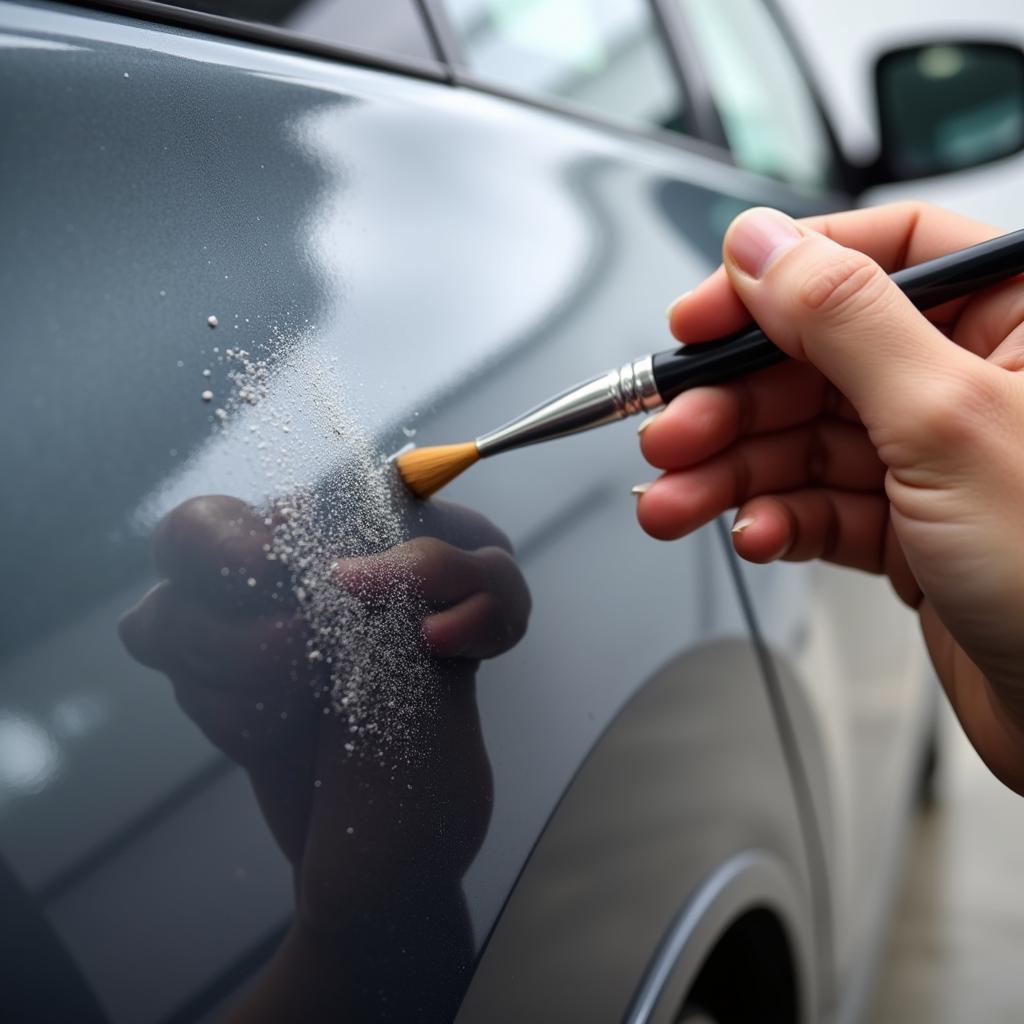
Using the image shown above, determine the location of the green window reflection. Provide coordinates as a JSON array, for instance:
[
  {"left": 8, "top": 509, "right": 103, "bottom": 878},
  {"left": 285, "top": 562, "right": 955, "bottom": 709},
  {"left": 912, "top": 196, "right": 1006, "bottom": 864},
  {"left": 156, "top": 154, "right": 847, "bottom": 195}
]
[
  {"left": 445, "top": 0, "right": 689, "bottom": 133},
  {"left": 680, "top": 0, "right": 834, "bottom": 189}
]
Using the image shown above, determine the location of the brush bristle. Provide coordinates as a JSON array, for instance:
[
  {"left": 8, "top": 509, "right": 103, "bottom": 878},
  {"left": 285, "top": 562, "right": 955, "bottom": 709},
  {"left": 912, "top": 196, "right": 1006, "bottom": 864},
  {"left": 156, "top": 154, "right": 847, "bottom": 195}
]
[{"left": 395, "top": 442, "right": 480, "bottom": 498}]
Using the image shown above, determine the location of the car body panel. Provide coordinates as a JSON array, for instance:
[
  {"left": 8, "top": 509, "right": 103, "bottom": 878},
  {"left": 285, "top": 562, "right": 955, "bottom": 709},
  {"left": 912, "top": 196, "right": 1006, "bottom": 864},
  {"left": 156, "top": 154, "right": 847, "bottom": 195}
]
[
  {"left": 737, "top": 557, "right": 933, "bottom": 1020},
  {"left": 456, "top": 638, "right": 816, "bottom": 1022},
  {"left": 0, "top": 2, "right": 930, "bottom": 1021}
]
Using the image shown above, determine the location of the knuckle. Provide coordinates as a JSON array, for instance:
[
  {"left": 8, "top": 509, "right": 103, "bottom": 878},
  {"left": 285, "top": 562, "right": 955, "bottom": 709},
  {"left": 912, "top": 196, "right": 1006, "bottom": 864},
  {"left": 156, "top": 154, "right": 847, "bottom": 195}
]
[
  {"left": 911, "top": 370, "right": 1000, "bottom": 450},
  {"left": 473, "top": 544, "right": 515, "bottom": 576},
  {"left": 474, "top": 547, "right": 531, "bottom": 639},
  {"left": 473, "top": 592, "right": 502, "bottom": 633},
  {"left": 390, "top": 537, "right": 448, "bottom": 589},
  {"left": 505, "top": 580, "right": 532, "bottom": 645},
  {"left": 469, "top": 545, "right": 519, "bottom": 590},
  {"left": 797, "top": 251, "right": 888, "bottom": 319},
  {"left": 887, "top": 198, "right": 931, "bottom": 223},
  {"left": 405, "top": 535, "right": 450, "bottom": 570}
]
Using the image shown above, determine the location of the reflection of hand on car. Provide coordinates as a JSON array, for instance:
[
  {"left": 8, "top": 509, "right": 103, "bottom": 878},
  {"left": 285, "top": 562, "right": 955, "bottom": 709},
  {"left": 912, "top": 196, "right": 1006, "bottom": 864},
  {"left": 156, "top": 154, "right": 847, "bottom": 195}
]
[
  {"left": 119, "top": 493, "right": 531, "bottom": 1021},
  {"left": 118, "top": 494, "right": 530, "bottom": 759}
]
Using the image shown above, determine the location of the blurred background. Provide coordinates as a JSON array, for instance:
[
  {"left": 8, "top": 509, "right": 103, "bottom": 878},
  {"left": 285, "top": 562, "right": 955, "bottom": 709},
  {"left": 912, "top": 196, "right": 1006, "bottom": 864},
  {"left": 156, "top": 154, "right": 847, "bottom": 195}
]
[
  {"left": 782, "top": 0, "right": 1024, "bottom": 226},
  {"left": 779, "top": 2, "right": 1024, "bottom": 1021}
]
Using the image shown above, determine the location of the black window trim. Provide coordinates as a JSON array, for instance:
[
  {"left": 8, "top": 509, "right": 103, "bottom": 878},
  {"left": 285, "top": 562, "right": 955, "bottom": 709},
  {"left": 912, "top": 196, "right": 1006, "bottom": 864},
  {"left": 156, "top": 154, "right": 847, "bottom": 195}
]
[
  {"left": 66, "top": 0, "right": 453, "bottom": 83},
  {"left": 648, "top": 0, "right": 727, "bottom": 145},
  {"left": 759, "top": 0, "right": 858, "bottom": 193},
  {"left": 668, "top": 0, "right": 856, "bottom": 195},
  {"left": 418, "top": 0, "right": 464, "bottom": 67}
]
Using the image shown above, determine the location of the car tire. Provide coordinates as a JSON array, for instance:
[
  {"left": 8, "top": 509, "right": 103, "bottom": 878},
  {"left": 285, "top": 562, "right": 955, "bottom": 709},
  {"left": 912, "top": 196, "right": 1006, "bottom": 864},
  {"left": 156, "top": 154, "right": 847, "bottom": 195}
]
[{"left": 676, "top": 1007, "right": 721, "bottom": 1024}]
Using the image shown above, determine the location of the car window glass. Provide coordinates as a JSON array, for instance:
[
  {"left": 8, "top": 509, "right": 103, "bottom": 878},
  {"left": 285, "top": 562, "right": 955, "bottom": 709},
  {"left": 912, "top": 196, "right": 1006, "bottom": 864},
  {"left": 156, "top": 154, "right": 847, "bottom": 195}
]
[
  {"left": 166, "top": 0, "right": 438, "bottom": 63},
  {"left": 679, "top": 0, "right": 834, "bottom": 188},
  {"left": 443, "top": 0, "right": 688, "bottom": 134}
]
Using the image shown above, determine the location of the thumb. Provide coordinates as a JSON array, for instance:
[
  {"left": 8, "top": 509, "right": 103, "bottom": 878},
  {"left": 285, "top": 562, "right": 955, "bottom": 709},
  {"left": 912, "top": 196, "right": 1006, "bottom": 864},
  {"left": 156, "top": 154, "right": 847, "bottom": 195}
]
[{"left": 721, "top": 207, "right": 980, "bottom": 443}]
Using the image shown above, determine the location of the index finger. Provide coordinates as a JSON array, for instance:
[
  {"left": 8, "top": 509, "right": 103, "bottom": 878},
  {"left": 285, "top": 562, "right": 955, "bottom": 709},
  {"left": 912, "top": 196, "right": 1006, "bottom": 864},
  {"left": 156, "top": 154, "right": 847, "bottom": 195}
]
[{"left": 669, "top": 201, "right": 1001, "bottom": 343}]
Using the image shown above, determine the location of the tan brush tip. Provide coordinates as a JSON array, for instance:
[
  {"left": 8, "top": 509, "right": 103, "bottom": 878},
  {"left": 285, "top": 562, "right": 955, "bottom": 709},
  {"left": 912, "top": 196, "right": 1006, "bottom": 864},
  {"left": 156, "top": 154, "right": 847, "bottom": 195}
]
[{"left": 395, "top": 442, "right": 480, "bottom": 499}]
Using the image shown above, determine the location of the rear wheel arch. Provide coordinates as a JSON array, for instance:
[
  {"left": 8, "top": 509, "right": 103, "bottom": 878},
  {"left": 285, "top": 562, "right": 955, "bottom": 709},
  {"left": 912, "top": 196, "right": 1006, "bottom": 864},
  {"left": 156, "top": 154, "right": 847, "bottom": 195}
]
[
  {"left": 626, "top": 851, "right": 809, "bottom": 1024},
  {"left": 456, "top": 640, "right": 819, "bottom": 1022}
]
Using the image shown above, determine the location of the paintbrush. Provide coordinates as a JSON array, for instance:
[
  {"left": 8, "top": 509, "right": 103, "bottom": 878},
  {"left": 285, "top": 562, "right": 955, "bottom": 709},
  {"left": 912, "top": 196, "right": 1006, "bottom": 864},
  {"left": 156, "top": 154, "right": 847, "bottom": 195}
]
[{"left": 397, "top": 229, "right": 1024, "bottom": 499}]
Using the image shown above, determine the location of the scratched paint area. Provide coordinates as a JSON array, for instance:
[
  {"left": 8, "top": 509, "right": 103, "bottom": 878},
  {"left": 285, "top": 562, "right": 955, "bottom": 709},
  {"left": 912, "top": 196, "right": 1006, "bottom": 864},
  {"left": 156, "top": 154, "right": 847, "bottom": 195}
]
[{"left": 200, "top": 324, "right": 437, "bottom": 764}]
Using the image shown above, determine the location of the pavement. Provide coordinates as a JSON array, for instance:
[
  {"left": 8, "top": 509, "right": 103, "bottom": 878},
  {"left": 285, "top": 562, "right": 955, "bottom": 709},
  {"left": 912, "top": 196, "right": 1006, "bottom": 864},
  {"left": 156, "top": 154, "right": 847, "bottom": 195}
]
[{"left": 870, "top": 707, "right": 1024, "bottom": 1022}]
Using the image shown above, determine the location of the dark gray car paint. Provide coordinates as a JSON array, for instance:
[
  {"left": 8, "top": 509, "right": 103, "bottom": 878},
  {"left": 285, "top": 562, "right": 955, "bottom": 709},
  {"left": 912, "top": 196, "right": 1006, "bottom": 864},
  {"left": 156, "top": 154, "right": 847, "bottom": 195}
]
[
  {"left": 455, "top": 639, "right": 816, "bottom": 1022},
  {"left": 0, "top": 2, "right": 925, "bottom": 1022}
]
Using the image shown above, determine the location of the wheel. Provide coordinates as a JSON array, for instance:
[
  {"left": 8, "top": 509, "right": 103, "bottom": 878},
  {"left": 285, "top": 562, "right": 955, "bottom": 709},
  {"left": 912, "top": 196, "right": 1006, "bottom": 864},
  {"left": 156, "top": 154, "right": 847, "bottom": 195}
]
[{"left": 677, "top": 1007, "right": 721, "bottom": 1024}]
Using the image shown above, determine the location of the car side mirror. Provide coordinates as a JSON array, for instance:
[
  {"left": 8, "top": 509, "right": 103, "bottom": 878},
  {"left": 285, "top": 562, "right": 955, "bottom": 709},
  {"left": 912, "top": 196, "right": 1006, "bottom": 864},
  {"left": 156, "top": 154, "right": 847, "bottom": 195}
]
[{"left": 873, "top": 41, "right": 1024, "bottom": 182}]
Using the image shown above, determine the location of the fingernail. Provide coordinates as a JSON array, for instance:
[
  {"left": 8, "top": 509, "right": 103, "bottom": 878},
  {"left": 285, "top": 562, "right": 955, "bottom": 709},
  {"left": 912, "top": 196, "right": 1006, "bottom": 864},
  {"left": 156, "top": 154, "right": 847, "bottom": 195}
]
[
  {"left": 637, "top": 414, "right": 658, "bottom": 435},
  {"left": 726, "top": 208, "right": 801, "bottom": 279},
  {"left": 731, "top": 516, "right": 755, "bottom": 535},
  {"left": 631, "top": 484, "right": 650, "bottom": 496},
  {"left": 665, "top": 291, "right": 690, "bottom": 320}
]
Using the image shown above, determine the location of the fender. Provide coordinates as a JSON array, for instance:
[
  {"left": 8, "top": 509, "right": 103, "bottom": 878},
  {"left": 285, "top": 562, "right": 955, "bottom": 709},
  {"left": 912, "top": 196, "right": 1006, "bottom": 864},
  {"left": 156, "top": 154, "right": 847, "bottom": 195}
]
[{"left": 456, "top": 638, "right": 817, "bottom": 1023}]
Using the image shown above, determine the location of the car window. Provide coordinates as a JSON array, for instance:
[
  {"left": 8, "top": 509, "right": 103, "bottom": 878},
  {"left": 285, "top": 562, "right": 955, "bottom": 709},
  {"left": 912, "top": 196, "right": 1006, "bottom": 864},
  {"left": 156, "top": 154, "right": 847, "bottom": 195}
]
[
  {"left": 678, "top": 0, "right": 834, "bottom": 189},
  {"left": 442, "top": 0, "right": 688, "bottom": 134},
  {"left": 165, "top": 0, "right": 439, "bottom": 63}
]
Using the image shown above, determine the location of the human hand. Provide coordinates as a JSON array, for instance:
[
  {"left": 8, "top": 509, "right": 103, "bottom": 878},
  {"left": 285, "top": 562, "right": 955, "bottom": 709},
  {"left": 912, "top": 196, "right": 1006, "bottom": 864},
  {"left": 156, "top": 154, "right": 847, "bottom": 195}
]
[{"left": 636, "top": 202, "right": 1024, "bottom": 794}]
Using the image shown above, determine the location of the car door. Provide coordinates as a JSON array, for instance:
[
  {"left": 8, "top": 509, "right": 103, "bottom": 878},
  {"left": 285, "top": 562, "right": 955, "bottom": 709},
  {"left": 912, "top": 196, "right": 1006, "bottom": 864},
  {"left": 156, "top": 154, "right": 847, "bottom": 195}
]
[{"left": 0, "top": 1, "right": 885, "bottom": 1021}]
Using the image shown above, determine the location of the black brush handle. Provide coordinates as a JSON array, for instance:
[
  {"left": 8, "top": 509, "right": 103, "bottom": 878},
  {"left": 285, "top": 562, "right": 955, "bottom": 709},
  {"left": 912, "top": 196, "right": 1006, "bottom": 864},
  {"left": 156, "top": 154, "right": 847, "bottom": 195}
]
[{"left": 651, "top": 228, "right": 1024, "bottom": 401}]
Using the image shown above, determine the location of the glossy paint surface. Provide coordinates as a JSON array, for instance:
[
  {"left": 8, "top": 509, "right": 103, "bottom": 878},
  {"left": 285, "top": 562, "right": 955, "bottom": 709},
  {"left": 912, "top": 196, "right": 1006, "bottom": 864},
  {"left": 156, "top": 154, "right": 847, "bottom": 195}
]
[
  {"left": 456, "top": 638, "right": 816, "bottom": 1022},
  {"left": 0, "top": 2, "right": 928, "bottom": 1022}
]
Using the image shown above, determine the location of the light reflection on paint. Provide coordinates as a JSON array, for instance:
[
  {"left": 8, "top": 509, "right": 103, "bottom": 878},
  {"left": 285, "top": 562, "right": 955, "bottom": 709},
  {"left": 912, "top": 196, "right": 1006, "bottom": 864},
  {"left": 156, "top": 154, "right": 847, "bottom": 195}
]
[
  {"left": 0, "top": 712, "right": 61, "bottom": 806},
  {"left": 0, "top": 32, "right": 85, "bottom": 51},
  {"left": 52, "top": 694, "right": 109, "bottom": 740}
]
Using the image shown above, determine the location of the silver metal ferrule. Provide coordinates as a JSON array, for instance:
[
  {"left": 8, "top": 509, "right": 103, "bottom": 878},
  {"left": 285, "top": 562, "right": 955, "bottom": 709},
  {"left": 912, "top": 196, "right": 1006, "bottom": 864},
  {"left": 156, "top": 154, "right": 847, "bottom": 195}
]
[{"left": 475, "top": 353, "right": 662, "bottom": 458}]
